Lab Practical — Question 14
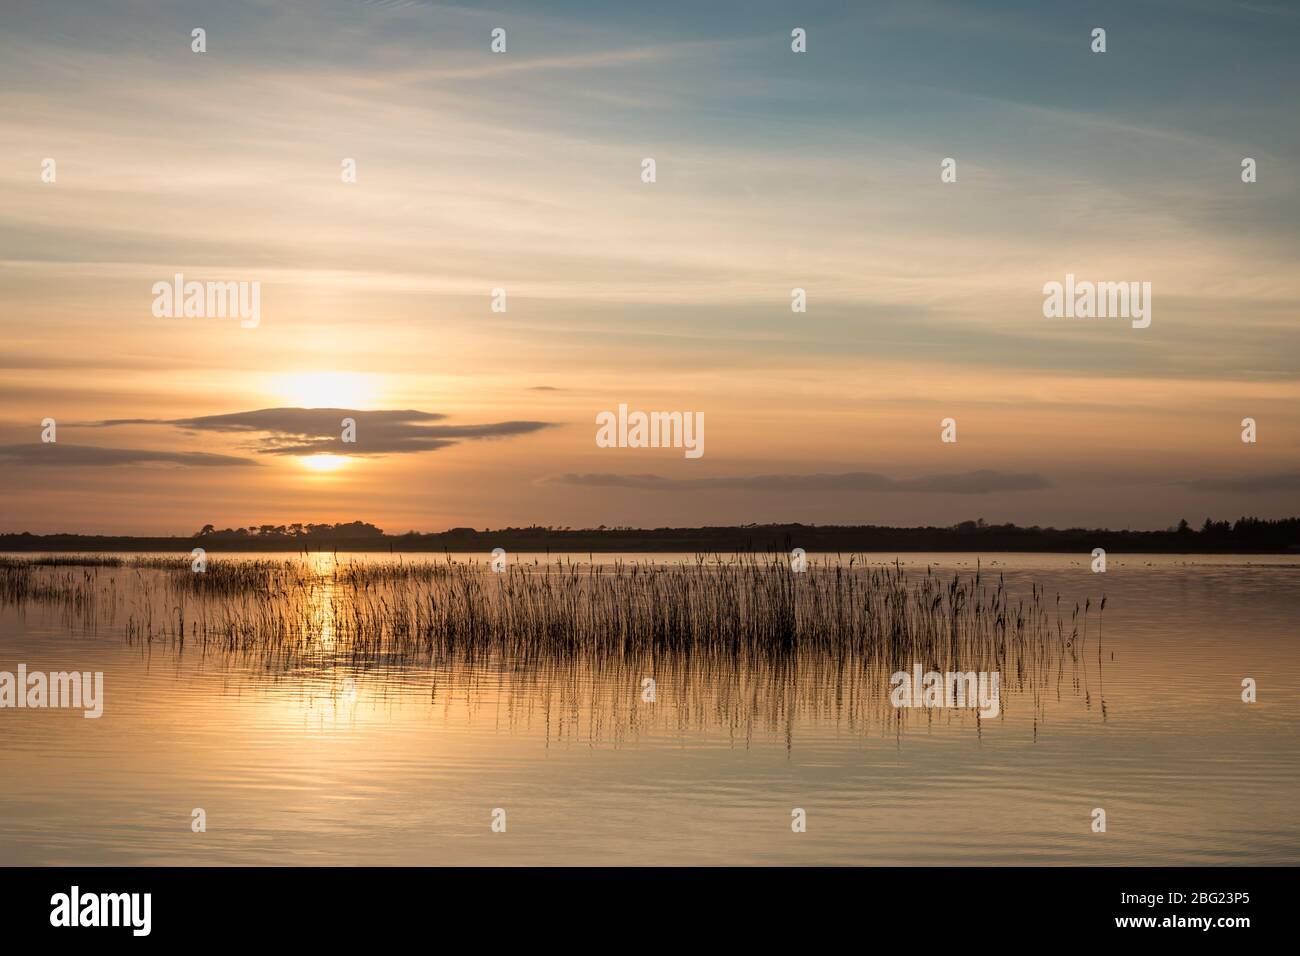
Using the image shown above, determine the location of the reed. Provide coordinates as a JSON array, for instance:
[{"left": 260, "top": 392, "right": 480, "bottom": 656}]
[
  {"left": 0, "top": 554, "right": 1094, "bottom": 668},
  {"left": 0, "top": 553, "right": 1107, "bottom": 733}
]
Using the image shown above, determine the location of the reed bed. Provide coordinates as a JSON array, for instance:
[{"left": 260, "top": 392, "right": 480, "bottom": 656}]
[{"left": 0, "top": 554, "right": 1105, "bottom": 718}]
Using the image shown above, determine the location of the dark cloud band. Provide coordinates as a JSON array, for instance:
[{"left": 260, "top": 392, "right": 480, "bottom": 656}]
[
  {"left": 0, "top": 444, "right": 256, "bottom": 468},
  {"left": 546, "top": 470, "right": 1052, "bottom": 495},
  {"left": 86, "top": 408, "right": 555, "bottom": 456}
]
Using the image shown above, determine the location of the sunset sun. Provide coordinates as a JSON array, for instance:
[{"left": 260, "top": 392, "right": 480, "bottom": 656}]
[
  {"left": 299, "top": 454, "right": 350, "bottom": 473},
  {"left": 271, "top": 371, "right": 379, "bottom": 410}
]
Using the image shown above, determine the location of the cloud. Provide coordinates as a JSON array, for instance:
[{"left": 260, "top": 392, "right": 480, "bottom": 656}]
[
  {"left": 88, "top": 408, "right": 555, "bottom": 456},
  {"left": 392, "top": 44, "right": 681, "bottom": 82},
  {"left": 546, "top": 469, "right": 1052, "bottom": 494},
  {"left": 1182, "top": 472, "right": 1300, "bottom": 493},
  {"left": 0, "top": 444, "right": 255, "bottom": 468}
]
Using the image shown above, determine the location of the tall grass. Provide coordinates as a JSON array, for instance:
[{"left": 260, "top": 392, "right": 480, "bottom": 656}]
[{"left": 0, "top": 554, "right": 1104, "bottom": 720}]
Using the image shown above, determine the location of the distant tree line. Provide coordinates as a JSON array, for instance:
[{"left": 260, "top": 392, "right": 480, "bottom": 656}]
[
  {"left": 193, "top": 521, "right": 384, "bottom": 540},
  {"left": 1, "top": 517, "right": 1296, "bottom": 553}
]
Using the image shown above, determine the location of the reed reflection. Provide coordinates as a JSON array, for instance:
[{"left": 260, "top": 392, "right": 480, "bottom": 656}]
[{"left": 0, "top": 554, "right": 1107, "bottom": 746}]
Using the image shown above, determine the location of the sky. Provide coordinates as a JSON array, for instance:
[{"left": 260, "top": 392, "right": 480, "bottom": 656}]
[{"left": 0, "top": 0, "right": 1297, "bottom": 535}]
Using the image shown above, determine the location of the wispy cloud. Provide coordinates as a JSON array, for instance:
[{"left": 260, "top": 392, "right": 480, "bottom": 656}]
[
  {"left": 0, "top": 444, "right": 255, "bottom": 468},
  {"left": 1182, "top": 472, "right": 1300, "bottom": 493},
  {"left": 88, "top": 408, "right": 554, "bottom": 456},
  {"left": 547, "top": 470, "right": 1051, "bottom": 494},
  {"left": 389, "top": 44, "right": 682, "bottom": 82}
]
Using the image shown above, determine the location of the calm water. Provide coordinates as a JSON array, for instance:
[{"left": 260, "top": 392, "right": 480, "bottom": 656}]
[{"left": 1, "top": 552, "right": 1297, "bottom": 865}]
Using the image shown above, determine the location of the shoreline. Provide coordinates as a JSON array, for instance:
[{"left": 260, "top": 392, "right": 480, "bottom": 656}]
[{"left": 2, "top": 531, "right": 1297, "bottom": 556}]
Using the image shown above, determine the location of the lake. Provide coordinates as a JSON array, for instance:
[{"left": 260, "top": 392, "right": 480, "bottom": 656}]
[{"left": 1, "top": 552, "right": 1296, "bottom": 865}]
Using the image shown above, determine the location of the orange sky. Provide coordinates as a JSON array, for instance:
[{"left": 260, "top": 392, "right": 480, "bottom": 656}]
[{"left": 1, "top": 0, "right": 1297, "bottom": 534}]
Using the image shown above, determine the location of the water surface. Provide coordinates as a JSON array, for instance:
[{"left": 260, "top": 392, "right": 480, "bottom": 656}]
[{"left": 1, "top": 552, "right": 1296, "bottom": 865}]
